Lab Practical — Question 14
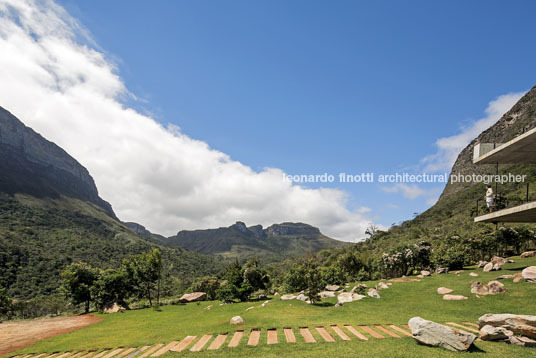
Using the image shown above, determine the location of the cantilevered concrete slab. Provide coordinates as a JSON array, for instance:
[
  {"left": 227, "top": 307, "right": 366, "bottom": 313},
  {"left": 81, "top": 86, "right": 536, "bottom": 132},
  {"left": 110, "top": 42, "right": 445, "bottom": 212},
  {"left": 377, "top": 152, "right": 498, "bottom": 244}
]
[
  {"left": 473, "top": 127, "right": 536, "bottom": 164},
  {"left": 475, "top": 201, "right": 536, "bottom": 223}
]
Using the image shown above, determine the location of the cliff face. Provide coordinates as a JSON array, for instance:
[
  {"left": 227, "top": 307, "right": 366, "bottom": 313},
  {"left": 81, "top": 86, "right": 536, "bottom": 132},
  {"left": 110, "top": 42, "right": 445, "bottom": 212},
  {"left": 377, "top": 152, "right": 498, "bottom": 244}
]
[
  {"left": 0, "top": 106, "right": 116, "bottom": 218},
  {"left": 440, "top": 86, "right": 536, "bottom": 200}
]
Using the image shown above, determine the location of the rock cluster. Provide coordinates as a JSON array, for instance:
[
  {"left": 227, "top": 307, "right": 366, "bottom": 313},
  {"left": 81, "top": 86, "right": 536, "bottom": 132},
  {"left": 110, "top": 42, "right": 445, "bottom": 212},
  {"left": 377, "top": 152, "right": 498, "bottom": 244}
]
[
  {"left": 470, "top": 281, "right": 506, "bottom": 295},
  {"left": 179, "top": 292, "right": 207, "bottom": 303},
  {"left": 522, "top": 266, "right": 536, "bottom": 282},
  {"left": 479, "top": 313, "right": 536, "bottom": 347},
  {"left": 408, "top": 317, "right": 476, "bottom": 351}
]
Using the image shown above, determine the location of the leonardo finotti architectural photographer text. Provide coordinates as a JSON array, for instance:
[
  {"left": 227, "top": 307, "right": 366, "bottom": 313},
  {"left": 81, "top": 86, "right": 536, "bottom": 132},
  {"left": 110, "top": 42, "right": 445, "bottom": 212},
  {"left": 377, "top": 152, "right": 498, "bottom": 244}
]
[{"left": 283, "top": 172, "right": 527, "bottom": 185}]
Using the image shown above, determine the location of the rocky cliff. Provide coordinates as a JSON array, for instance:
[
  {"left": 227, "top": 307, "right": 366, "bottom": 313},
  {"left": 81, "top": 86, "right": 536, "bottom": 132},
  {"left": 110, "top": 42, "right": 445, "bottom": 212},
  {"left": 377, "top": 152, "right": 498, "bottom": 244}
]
[
  {"left": 0, "top": 106, "right": 116, "bottom": 218},
  {"left": 440, "top": 86, "right": 536, "bottom": 200}
]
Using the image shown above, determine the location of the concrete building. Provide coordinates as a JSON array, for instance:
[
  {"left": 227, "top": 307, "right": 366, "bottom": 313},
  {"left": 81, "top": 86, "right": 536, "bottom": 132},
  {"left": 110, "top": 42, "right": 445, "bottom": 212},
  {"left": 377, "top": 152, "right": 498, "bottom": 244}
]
[{"left": 473, "top": 127, "right": 536, "bottom": 223}]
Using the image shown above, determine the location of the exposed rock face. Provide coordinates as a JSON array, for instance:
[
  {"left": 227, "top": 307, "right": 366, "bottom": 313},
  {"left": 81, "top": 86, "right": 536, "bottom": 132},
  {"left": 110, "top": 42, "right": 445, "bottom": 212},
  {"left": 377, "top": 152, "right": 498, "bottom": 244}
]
[
  {"left": 442, "top": 294, "right": 468, "bottom": 301},
  {"left": 479, "top": 325, "right": 513, "bottom": 341},
  {"left": 439, "top": 86, "right": 536, "bottom": 200},
  {"left": 408, "top": 317, "right": 476, "bottom": 351},
  {"left": 0, "top": 106, "right": 115, "bottom": 217},
  {"left": 522, "top": 266, "right": 536, "bottom": 282},
  {"left": 491, "top": 256, "right": 506, "bottom": 265},
  {"left": 296, "top": 294, "right": 307, "bottom": 301},
  {"left": 509, "top": 336, "right": 536, "bottom": 347},
  {"left": 325, "top": 285, "right": 340, "bottom": 291},
  {"left": 521, "top": 251, "right": 536, "bottom": 258},
  {"left": 437, "top": 287, "right": 453, "bottom": 295},
  {"left": 265, "top": 222, "right": 320, "bottom": 236},
  {"left": 477, "top": 261, "right": 487, "bottom": 268},
  {"left": 478, "top": 314, "right": 536, "bottom": 338},
  {"left": 179, "top": 292, "right": 207, "bottom": 303},
  {"left": 337, "top": 292, "right": 366, "bottom": 303},
  {"left": 230, "top": 316, "right": 244, "bottom": 325}
]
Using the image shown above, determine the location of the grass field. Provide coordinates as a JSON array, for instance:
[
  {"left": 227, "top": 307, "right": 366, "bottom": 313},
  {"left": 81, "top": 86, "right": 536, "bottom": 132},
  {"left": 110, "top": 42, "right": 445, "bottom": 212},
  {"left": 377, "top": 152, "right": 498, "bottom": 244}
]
[{"left": 10, "top": 256, "right": 536, "bottom": 357}]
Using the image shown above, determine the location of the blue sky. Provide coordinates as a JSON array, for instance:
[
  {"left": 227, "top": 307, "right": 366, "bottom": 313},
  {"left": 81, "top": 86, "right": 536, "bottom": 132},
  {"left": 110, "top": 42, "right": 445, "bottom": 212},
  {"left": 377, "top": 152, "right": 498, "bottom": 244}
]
[
  {"left": 1, "top": 0, "right": 534, "bottom": 239},
  {"left": 57, "top": 0, "right": 536, "bottom": 228}
]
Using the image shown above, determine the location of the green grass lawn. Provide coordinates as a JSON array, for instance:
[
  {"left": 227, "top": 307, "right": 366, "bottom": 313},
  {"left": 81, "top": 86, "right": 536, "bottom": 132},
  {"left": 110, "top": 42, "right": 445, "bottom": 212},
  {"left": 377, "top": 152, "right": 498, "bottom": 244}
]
[{"left": 11, "top": 256, "right": 536, "bottom": 357}]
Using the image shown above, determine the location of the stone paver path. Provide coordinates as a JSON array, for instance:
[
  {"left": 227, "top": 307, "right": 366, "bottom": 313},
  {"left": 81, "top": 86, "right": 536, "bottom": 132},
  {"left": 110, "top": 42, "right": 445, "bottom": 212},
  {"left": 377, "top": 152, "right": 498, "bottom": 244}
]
[
  {"left": 11, "top": 322, "right": 480, "bottom": 356},
  {"left": 283, "top": 328, "right": 296, "bottom": 343},
  {"left": 267, "top": 329, "right": 278, "bottom": 345},
  {"left": 227, "top": 331, "right": 243, "bottom": 348},
  {"left": 247, "top": 330, "right": 260, "bottom": 346},
  {"left": 315, "top": 327, "right": 335, "bottom": 342},
  {"left": 207, "top": 335, "right": 227, "bottom": 350}
]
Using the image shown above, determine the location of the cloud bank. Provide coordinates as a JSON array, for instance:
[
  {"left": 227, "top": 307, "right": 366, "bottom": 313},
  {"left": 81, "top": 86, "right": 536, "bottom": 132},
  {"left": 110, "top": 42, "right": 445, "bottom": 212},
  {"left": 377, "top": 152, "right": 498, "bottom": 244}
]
[
  {"left": 421, "top": 92, "right": 524, "bottom": 172},
  {"left": 0, "top": 0, "right": 374, "bottom": 241}
]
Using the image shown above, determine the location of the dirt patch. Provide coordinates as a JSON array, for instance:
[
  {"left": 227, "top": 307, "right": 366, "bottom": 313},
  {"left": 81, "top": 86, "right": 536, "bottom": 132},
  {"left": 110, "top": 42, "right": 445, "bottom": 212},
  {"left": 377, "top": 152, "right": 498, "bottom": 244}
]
[{"left": 0, "top": 314, "right": 102, "bottom": 356}]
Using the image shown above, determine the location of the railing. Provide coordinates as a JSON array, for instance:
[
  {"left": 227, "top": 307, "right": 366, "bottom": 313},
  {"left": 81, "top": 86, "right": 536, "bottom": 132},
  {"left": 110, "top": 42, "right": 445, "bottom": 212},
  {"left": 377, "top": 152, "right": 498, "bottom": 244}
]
[{"left": 472, "top": 182, "right": 534, "bottom": 217}]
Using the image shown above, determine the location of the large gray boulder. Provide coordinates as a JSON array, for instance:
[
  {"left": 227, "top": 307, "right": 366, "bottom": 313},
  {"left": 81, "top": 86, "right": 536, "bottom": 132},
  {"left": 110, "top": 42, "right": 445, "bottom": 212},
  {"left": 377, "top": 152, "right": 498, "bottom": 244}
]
[
  {"left": 478, "top": 314, "right": 536, "bottom": 338},
  {"left": 230, "top": 316, "right": 244, "bottom": 325},
  {"left": 522, "top": 266, "right": 536, "bottom": 282},
  {"left": 179, "top": 292, "right": 207, "bottom": 303},
  {"left": 325, "top": 285, "right": 340, "bottom": 291},
  {"left": 408, "top": 317, "right": 476, "bottom": 351},
  {"left": 483, "top": 262, "right": 493, "bottom": 272},
  {"left": 479, "top": 325, "right": 513, "bottom": 341}
]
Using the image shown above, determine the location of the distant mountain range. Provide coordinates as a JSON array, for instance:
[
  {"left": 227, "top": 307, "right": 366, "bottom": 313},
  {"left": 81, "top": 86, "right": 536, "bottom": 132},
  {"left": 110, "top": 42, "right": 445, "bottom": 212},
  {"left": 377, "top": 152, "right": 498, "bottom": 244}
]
[
  {"left": 162, "top": 221, "right": 349, "bottom": 262},
  {"left": 0, "top": 106, "right": 346, "bottom": 298}
]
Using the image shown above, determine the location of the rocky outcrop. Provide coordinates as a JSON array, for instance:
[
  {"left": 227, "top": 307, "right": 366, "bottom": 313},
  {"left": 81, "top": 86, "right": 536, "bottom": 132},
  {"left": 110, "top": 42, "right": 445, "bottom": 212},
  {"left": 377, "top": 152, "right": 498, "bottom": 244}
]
[
  {"left": 521, "top": 251, "right": 536, "bottom": 258},
  {"left": 179, "top": 292, "right": 207, "bottom": 303},
  {"left": 522, "top": 266, "right": 536, "bottom": 282},
  {"left": 265, "top": 222, "right": 321, "bottom": 236},
  {"left": 478, "top": 314, "right": 536, "bottom": 338},
  {"left": 471, "top": 281, "right": 505, "bottom": 295},
  {"left": 408, "top": 317, "right": 476, "bottom": 351},
  {"left": 319, "top": 291, "right": 336, "bottom": 298},
  {"left": 480, "top": 325, "right": 514, "bottom": 341},
  {"left": 0, "top": 106, "right": 115, "bottom": 217}
]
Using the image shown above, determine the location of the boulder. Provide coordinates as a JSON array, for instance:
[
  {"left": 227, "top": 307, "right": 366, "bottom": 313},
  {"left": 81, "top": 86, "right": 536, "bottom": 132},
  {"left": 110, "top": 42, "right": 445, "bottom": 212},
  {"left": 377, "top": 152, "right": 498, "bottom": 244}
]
[
  {"left": 179, "top": 292, "right": 207, "bottom": 303},
  {"left": 469, "top": 272, "right": 479, "bottom": 277},
  {"left": 258, "top": 294, "right": 267, "bottom": 300},
  {"left": 389, "top": 277, "right": 420, "bottom": 282},
  {"left": 483, "top": 263, "right": 493, "bottom": 272},
  {"left": 367, "top": 288, "right": 380, "bottom": 298},
  {"left": 521, "top": 251, "right": 536, "bottom": 258},
  {"left": 477, "top": 261, "right": 488, "bottom": 268},
  {"left": 408, "top": 317, "right": 476, "bottom": 351},
  {"left": 454, "top": 270, "right": 463, "bottom": 275},
  {"left": 325, "top": 285, "right": 340, "bottom": 291},
  {"left": 245, "top": 306, "right": 254, "bottom": 311},
  {"left": 280, "top": 294, "right": 296, "bottom": 300},
  {"left": 230, "top": 316, "right": 244, "bottom": 325},
  {"left": 478, "top": 314, "right": 536, "bottom": 338},
  {"left": 491, "top": 256, "right": 506, "bottom": 265},
  {"left": 319, "top": 291, "right": 336, "bottom": 298},
  {"left": 337, "top": 292, "right": 366, "bottom": 303},
  {"left": 487, "top": 281, "right": 506, "bottom": 294},
  {"left": 471, "top": 282, "right": 489, "bottom": 295},
  {"left": 421, "top": 270, "right": 431, "bottom": 277},
  {"left": 479, "top": 324, "right": 513, "bottom": 341},
  {"left": 296, "top": 293, "right": 307, "bottom": 301},
  {"left": 492, "top": 263, "right": 502, "bottom": 271},
  {"left": 442, "top": 294, "right": 468, "bottom": 301},
  {"left": 103, "top": 302, "right": 127, "bottom": 314},
  {"left": 417, "top": 274, "right": 424, "bottom": 278},
  {"left": 522, "top": 266, "right": 536, "bottom": 282},
  {"left": 377, "top": 282, "right": 389, "bottom": 289},
  {"left": 509, "top": 336, "right": 536, "bottom": 347},
  {"left": 437, "top": 287, "right": 453, "bottom": 295},
  {"left": 435, "top": 267, "right": 448, "bottom": 274},
  {"left": 334, "top": 302, "right": 343, "bottom": 307}
]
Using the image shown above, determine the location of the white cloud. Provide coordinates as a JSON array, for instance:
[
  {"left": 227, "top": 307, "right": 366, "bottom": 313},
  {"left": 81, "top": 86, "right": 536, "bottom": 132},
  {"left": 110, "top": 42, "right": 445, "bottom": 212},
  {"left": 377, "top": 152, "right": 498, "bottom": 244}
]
[
  {"left": 421, "top": 92, "right": 524, "bottom": 172},
  {"left": 0, "top": 0, "right": 374, "bottom": 241}
]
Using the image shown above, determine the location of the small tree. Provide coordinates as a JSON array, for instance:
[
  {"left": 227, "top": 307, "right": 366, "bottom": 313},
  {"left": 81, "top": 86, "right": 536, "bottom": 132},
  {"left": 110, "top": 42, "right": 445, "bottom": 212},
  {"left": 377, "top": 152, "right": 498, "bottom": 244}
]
[
  {"left": 0, "top": 288, "right": 12, "bottom": 319},
  {"left": 303, "top": 259, "right": 323, "bottom": 304},
  {"left": 61, "top": 262, "right": 98, "bottom": 313},
  {"left": 92, "top": 268, "right": 132, "bottom": 311},
  {"left": 124, "top": 249, "right": 162, "bottom": 307}
]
